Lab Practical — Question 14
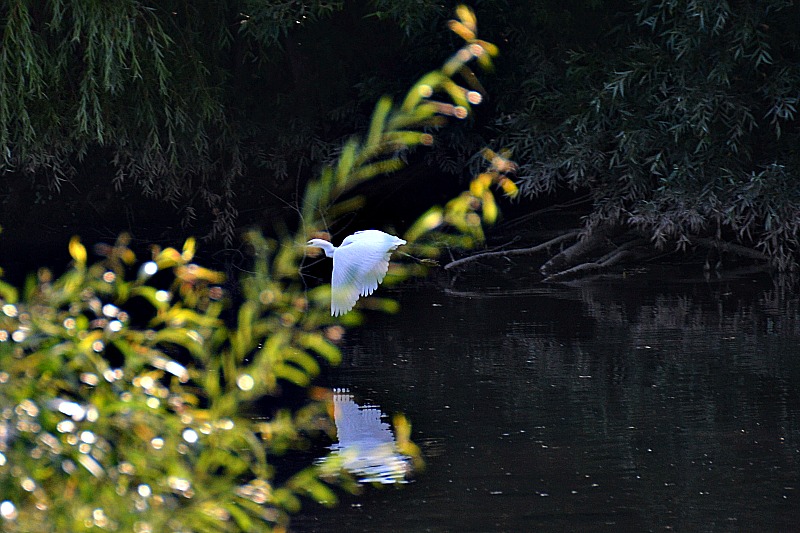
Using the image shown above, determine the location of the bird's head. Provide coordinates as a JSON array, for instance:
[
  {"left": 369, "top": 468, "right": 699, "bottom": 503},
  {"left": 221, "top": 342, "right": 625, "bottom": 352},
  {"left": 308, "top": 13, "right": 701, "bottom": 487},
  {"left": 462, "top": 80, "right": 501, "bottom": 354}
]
[{"left": 306, "top": 238, "right": 336, "bottom": 257}]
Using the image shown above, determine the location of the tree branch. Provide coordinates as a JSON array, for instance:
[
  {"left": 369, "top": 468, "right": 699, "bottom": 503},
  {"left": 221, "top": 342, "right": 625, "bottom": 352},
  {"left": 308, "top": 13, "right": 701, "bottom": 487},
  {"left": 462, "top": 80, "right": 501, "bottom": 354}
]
[
  {"left": 542, "top": 238, "right": 647, "bottom": 282},
  {"left": 692, "top": 237, "right": 769, "bottom": 262},
  {"left": 443, "top": 229, "right": 580, "bottom": 270},
  {"left": 539, "top": 224, "right": 618, "bottom": 276}
]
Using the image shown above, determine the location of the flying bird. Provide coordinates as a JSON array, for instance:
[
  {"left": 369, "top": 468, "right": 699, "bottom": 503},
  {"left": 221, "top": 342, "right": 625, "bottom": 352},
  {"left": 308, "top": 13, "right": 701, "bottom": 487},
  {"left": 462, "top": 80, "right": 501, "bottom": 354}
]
[
  {"left": 307, "top": 230, "right": 406, "bottom": 316},
  {"left": 326, "top": 388, "right": 411, "bottom": 484}
]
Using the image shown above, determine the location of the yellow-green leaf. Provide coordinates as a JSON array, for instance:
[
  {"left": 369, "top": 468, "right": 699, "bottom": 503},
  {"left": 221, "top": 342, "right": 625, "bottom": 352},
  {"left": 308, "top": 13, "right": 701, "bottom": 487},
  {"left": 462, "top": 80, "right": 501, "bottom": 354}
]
[
  {"left": 182, "top": 237, "right": 196, "bottom": 261},
  {"left": 366, "top": 96, "right": 392, "bottom": 149},
  {"left": 404, "top": 207, "right": 444, "bottom": 242},
  {"left": 482, "top": 190, "right": 498, "bottom": 224},
  {"left": 297, "top": 332, "right": 341, "bottom": 364},
  {"left": 68, "top": 236, "right": 87, "bottom": 266}
]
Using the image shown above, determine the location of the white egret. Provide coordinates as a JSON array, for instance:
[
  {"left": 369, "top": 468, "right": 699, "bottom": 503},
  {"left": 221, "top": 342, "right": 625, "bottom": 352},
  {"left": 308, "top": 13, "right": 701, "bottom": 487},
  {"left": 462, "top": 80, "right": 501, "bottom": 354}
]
[
  {"left": 325, "top": 389, "right": 411, "bottom": 484},
  {"left": 307, "top": 230, "right": 406, "bottom": 316}
]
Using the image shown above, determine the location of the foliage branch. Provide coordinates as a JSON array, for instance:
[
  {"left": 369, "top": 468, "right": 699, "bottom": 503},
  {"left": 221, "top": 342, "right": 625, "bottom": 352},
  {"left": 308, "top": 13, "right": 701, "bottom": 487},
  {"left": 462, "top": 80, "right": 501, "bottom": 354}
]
[{"left": 0, "top": 6, "right": 512, "bottom": 532}]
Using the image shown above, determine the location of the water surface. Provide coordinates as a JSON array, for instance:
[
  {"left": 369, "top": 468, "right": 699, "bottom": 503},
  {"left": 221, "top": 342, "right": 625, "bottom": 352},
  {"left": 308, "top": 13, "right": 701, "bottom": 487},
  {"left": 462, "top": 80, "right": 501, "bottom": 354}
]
[{"left": 295, "top": 267, "right": 800, "bottom": 532}]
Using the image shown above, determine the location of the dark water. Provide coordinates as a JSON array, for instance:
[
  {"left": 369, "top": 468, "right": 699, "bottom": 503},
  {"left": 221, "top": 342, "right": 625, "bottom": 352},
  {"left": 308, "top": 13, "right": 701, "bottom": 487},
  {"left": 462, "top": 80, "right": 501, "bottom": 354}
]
[{"left": 294, "top": 266, "right": 800, "bottom": 532}]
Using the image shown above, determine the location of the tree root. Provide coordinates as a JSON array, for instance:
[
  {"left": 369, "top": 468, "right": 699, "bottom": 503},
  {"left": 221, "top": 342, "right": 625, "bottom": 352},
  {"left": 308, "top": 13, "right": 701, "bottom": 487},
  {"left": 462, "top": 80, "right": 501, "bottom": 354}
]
[
  {"left": 542, "top": 238, "right": 649, "bottom": 282},
  {"left": 443, "top": 229, "right": 580, "bottom": 271},
  {"left": 443, "top": 225, "right": 774, "bottom": 283},
  {"left": 692, "top": 237, "right": 769, "bottom": 263},
  {"left": 539, "top": 224, "right": 619, "bottom": 276}
]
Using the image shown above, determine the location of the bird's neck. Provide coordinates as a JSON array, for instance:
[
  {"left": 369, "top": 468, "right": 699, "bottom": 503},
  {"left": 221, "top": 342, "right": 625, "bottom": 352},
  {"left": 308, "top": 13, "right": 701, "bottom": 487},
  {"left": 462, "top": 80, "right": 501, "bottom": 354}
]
[{"left": 318, "top": 242, "right": 336, "bottom": 257}]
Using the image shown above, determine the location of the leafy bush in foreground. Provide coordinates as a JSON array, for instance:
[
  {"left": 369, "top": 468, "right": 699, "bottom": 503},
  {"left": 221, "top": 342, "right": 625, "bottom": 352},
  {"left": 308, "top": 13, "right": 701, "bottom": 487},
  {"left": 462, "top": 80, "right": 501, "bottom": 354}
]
[{"left": 0, "top": 7, "right": 515, "bottom": 531}]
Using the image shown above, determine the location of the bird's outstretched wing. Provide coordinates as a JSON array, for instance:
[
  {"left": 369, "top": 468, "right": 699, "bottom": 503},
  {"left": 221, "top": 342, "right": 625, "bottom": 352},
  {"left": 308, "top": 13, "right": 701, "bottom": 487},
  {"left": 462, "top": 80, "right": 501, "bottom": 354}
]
[{"left": 330, "top": 234, "right": 402, "bottom": 316}]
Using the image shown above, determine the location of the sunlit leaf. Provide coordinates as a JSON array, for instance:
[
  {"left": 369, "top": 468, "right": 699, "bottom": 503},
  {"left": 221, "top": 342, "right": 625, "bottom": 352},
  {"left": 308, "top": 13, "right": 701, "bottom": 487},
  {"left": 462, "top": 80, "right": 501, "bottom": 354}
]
[
  {"left": 382, "top": 130, "right": 433, "bottom": 148},
  {"left": 358, "top": 297, "right": 401, "bottom": 314},
  {"left": 176, "top": 264, "right": 225, "bottom": 283},
  {"left": 153, "top": 328, "right": 206, "bottom": 359},
  {"left": 335, "top": 139, "right": 358, "bottom": 187},
  {"left": 400, "top": 72, "right": 447, "bottom": 111},
  {"left": 284, "top": 347, "right": 321, "bottom": 378},
  {"left": 499, "top": 177, "right": 519, "bottom": 198},
  {"left": 223, "top": 501, "right": 254, "bottom": 531},
  {"left": 475, "top": 39, "right": 499, "bottom": 57},
  {"left": 0, "top": 279, "right": 19, "bottom": 303},
  {"left": 441, "top": 79, "right": 471, "bottom": 109},
  {"left": 154, "top": 247, "right": 184, "bottom": 269},
  {"left": 366, "top": 96, "right": 392, "bottom": 149},
  {"left": 327, "top": 196, "right": 366, "bottom": 220},
  {"left": 482, "top": 190, "right": 498, "bottom": 224},
  {"left": 182, "top": 237, "right": 196, "bottom": 261},
  {"left": 68, "top": 236, "right": 87, "bottom": 266},
  {"left": 470, "top": 173, "right": 493, "bottom": 196},
  {"left": 351, "top": 158, "right": 406, "bottom": 182},
  {"left": 297, "top": 332, "right": 342, "bottom": 364},
  {"left": 404, "top": 207, "right": 444, "bottom": 242},
  {"left": 272, "top": 488, "right": 301, "bottom": 514},
  {"left": 131, "top": 286, "right": 171, "bottom": 312},
  {"left": 448, "top": 19, "right": 475, "bottom": 41},
  {"left": 393, "top": 413, "right": 424, "bottom": 470},
  {"left": 455, "top": 5, "right": 477, "bottom": 33}
]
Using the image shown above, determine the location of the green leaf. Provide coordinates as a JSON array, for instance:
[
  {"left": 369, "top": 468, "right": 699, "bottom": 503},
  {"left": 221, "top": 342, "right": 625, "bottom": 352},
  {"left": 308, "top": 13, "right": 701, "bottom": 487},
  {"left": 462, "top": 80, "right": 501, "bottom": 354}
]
[
  {"left": 366, "top": 96, "right": 392, "bottom": 149},
  {"left": 297, "top": 332, "right": 341, "bottom": 364}
]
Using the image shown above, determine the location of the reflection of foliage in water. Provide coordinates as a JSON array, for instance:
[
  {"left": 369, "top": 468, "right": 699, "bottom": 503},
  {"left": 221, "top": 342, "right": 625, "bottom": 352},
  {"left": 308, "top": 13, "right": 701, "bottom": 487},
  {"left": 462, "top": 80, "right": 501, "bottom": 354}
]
[
  {"left": 512, "top": 282, "right": 800, "bottom": 530},
  {"left": 459, "top": 280, "right": 800, "bottom": 529},
  {"left": 0, "top": 7, "right": 512, "bottom": 531}
]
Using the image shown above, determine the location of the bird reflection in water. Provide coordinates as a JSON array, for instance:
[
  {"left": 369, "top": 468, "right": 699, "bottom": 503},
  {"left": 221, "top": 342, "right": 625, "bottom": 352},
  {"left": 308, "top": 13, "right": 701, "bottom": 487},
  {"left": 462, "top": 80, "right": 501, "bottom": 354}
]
[{"left": 321, "top": 388, "right": 412, "bottom": 484}]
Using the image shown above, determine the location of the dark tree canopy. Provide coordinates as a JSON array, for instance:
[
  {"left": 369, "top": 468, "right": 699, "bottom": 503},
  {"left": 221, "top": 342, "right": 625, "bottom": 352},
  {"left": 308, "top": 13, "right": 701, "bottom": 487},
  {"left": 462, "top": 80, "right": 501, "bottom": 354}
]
[
  {"left": 0, "top": 1, "right": 407, "bottom": 240},
  {"left": 490, "top": 0, "right": 800, "bottom": 272},
  {"left": 2, "top": 0, "right": 800, "bottom": 272},
  {"left": 2, "top": 1, "right": 241, "bottom": 237}
]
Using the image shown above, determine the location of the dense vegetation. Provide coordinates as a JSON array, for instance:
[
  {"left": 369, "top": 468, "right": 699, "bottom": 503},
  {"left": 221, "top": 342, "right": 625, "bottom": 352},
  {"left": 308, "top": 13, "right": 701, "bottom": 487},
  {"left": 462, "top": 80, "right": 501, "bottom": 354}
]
[
  {"left": 491, "top": 0, "right": 800, "bottom": 276},
  {"left": 0, "top": 7, "right": 514, "bottom": 531},
  {"left": 2, "top": 1, "right": 800, "bottom": 268}
]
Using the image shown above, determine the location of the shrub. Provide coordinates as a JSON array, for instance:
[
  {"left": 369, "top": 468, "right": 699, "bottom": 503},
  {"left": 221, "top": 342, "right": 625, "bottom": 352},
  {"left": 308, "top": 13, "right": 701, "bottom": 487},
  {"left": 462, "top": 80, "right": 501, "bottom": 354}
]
[{"left": 0, "top": 7, "right": 514, "bottom": 531}]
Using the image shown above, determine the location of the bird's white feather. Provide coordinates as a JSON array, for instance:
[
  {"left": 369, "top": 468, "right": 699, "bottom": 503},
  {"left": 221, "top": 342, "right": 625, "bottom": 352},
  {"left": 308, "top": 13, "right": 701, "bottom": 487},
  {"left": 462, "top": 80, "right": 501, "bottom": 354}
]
[{"left": 328, "top": 230, "right": 405, "bottom": 316}]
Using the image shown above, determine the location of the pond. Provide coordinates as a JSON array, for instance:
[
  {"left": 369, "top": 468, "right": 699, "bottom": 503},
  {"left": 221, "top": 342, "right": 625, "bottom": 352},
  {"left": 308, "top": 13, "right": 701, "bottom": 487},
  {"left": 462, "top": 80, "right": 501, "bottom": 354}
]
[{"left": 294, "top": 264, "right": 800, "bottom": 532}]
